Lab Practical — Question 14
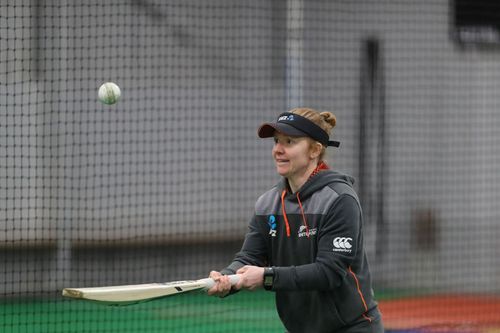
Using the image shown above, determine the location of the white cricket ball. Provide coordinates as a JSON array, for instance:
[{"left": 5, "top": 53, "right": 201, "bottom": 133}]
[{"left": 98, "top": 82, "right": 121, "bottom": 105}]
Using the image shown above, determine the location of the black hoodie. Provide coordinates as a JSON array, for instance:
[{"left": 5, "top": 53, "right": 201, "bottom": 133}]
[{"left": 221, "top": 170, "right": 381, "bottom": 332}]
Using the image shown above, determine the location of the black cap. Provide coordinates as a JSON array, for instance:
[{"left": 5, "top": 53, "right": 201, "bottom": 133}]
[{"left": 258, "top": 112, "right": 340, "bottom": 147}]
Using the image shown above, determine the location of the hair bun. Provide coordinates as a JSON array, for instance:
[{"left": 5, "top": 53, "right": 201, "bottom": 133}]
[{"left": 320, "top": 111, "right": 337, "bottom": 128}]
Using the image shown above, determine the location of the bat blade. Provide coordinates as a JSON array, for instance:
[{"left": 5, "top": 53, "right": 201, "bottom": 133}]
[{"left": 62, "top": 274, "right": 239, "bottom": 305}]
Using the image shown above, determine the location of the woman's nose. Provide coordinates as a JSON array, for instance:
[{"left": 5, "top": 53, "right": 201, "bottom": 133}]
[{"left": 273, "top": 143, "right": 283, "bottom": 154}]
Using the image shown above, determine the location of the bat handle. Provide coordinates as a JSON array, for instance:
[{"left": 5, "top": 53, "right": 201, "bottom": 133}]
[{"left": 202, "top": 274, "right": 240, "bottom": 289}]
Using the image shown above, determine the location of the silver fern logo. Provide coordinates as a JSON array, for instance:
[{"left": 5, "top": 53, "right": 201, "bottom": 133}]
[{"left": 298, "top": 225, "right": 317, "bottom": 238}]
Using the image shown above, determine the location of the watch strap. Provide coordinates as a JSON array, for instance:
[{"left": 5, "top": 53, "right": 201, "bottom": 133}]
[{"left": 263, "top": 267, "right": 274, "bottom": 291}]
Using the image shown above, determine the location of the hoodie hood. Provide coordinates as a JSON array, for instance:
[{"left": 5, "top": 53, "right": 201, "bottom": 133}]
[{"left": 277, "top": 170, "right": 355, "bottom": 201}]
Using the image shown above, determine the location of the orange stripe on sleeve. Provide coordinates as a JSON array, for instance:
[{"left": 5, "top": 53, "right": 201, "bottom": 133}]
[{"left": 348, "top": 266, "right": 372, "bottom": 322}]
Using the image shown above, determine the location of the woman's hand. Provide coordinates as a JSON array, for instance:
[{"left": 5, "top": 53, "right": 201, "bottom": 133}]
[
  {"left": 235, "top": 265, "right": 265, "bottom": 290},
  {"left": 207, "top": 266, "right": 265, "bottom": 297},
  {"left": 206, "top": 271, "right": 232, "bottom": 297}
]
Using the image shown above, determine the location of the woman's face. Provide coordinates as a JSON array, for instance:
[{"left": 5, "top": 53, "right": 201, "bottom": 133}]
[{"left": 272, "top": 132, "right": 315, "bottom": 181}]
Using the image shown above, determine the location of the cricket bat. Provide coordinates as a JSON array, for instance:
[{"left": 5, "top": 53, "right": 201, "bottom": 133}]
[{"left": 62, "top": 274, "right": 240, "bottom": 305}]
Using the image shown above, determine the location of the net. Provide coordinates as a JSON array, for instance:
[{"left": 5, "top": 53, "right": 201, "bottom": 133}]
[{"left": 1, "top": 0, "right": 500, "bottom": 332}]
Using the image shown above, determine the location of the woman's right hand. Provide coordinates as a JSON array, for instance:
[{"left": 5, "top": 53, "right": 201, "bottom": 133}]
[{"left": 207, "top": 271, "right": 232, "bottom": 297}]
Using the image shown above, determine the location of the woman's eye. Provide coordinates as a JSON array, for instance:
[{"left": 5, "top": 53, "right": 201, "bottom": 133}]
[{"left": 273, "top": 137, "right": 294, "bottom": 145}]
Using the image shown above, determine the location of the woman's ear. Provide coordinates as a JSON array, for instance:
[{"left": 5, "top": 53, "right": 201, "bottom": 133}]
[{"left": 309, "top": 141, "right": 323, "bottom": 160}]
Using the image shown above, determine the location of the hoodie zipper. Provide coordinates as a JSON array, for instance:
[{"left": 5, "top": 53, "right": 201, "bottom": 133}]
[
  {"left": 280, "top": 190, "right": 310, "bottom": 238},
  {"left": 280, "top": 190, "right": 291, "bottom": 237},
  {"left": 296, "top": 192, "right": 309, "bottom": 238}
]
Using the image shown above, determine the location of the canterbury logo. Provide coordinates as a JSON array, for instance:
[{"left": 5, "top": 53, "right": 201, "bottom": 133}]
[{"left": 333, "top": 237, "right": 353, "bottom": 253}]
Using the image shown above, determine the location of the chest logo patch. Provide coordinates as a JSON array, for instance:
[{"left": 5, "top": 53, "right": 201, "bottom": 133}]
[
  {"left": 268, "top": 215, "right": 277, "bottom": 237},
  {"left": 298, "top": 225, "right": 317, "bottom": 238}
]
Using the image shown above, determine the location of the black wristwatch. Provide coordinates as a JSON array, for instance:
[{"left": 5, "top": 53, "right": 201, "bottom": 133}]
[{"left": 263, "top": 267, "right": 274, "bottom": 291}]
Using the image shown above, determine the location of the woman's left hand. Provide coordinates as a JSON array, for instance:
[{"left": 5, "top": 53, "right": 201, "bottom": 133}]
[{"left": 235, "top": 265, "right": 265, "bottom": 290}]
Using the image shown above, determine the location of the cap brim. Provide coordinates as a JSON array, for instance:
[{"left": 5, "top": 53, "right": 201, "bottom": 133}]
[{"left": 258, "top": 123, "right": 308, "bottom": 138}]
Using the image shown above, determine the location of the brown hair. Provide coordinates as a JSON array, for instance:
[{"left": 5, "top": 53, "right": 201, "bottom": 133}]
[{"left": 288, "top": 107, "right": 337, "bottom": 161}]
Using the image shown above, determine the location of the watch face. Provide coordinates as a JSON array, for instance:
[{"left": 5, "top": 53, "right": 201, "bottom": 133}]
[{"left": 264, "top": 275, "right": 273, "bottom": 286}]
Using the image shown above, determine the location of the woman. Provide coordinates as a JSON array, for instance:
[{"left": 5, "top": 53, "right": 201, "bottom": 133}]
[{"left": 208, "top": 107, "right": 383, "bottom": 333}]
